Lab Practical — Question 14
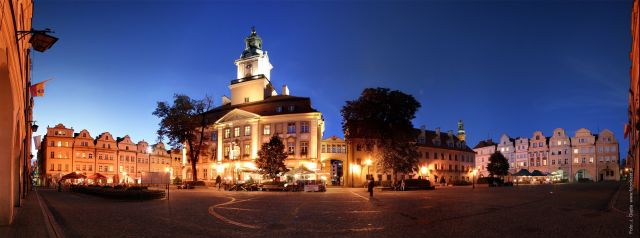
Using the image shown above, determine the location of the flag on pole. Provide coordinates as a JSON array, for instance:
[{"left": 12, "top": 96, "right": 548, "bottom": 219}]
[
  {"left": 33, "top": 135, "right": 42, "bottom": 150},
  {"left": 30, "top": 78, "right": 52, "bottom": 97}
]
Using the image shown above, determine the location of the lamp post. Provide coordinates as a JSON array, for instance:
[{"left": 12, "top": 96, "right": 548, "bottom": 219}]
[{"left": 472, "top": 169, "right": 478, "bottom": 189}]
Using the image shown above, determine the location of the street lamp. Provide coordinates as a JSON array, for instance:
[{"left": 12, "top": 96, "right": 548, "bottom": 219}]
[
  {"left": 17, "top": 28, "right": 58, "bottom": 52},
  {"left": 472, "top": 169, "right": 478, "bottom": 189}
]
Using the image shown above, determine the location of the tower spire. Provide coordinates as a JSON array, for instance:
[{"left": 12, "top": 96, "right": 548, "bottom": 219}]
[{"left": 457, "top": 119, "right": 466, "bottom": 142}]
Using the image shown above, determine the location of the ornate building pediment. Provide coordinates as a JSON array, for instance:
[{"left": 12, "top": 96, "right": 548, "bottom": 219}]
[{"left": 215, "top": 109, "right": 260, "bottom": 124}]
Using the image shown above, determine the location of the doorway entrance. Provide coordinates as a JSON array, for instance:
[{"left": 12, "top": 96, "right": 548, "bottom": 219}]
[{"left": 329, "top": 160, "right": 343, "bottom": 186}]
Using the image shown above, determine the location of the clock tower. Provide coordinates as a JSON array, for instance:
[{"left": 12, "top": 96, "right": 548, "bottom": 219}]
[{"left": 229, "top": 27, "right": 274, "bottom": 105}]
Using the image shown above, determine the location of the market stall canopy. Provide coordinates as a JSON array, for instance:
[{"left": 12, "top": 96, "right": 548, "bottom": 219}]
[
  {"left": 285, "top": 166, "right": 315, "bottom": 175},
  {"left": 87, "top": 173, "right": 107, "bottom": 180},
  {"left": 512, "top": 169, "right": 532, "bottom": 176},
  {"left": 59, "top": 172, "right": 86, "bottom": 181},
  {"left": 530, "top": 170, "right": 547, "bottom": 176}
]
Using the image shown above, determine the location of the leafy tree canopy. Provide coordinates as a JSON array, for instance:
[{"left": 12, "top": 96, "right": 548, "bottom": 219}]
[
  {"left": 341, "top": 88, "right": 421, "bottom": 180},
  {"left": 153, "top": 94, "right": 212, "bottom": 181},
  {"left": 487, "top": 152, "right": 510, "bottom": 178}
]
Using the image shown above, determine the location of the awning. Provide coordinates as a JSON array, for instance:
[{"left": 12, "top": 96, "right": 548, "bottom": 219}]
[
  {"left": 530, "top": 170, "right": 547, "bottom": 176},
  {"left": 285, "top": 166, "right": 315, "bottom": 175},
  {"left": 512, "top": 169, "right": 532, "bottom": 176},
  {"left": 87, "top": 173, "right": 107, "bottom": 180},
  {"left": 59, "top": 172, "right": 86, "bottom": 181}
]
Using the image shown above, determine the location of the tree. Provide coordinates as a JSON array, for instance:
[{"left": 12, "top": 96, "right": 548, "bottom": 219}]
[
  {"left": 153, "top": 94, "right": 212, "bottom": 182},
  {"left": 341, "top": 88, "right": 422, "bottom": 184},
  {"left": 256, "top": 135, "right": 289, "bottom": 181},
  {"left": 487, "top": 152, "right": 509, "bottom": 178}
]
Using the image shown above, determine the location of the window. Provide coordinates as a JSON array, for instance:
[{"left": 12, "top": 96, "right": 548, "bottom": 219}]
[
  {"left": 322, "top": 145, "right": 326, "bottom": 153},
  {"left": 212, "top": 132, "right": 218, "bottom": 141},
  {"left": 276, "top": 106, "right": 282, "bottom": 113},
  {"left": 244, "top": 144, "right": 250, "bottom": 156},
  {"left": 224, "top": 146, "right": 230, "bottom": 158},
  {"left": 244, "top": 97, "right": 250, "bottom": 103},
  {"left": 263, "top": 125, "right": 271, "bottom": 135},
  {"left": 288, "top": 142, "right": 295, "bottom": 154},
  {"left": 287, "top": 123, "right": 296, "bottom": 134},
  {"left": 89, "top": 153, "right": 93, "bottom": 159},
  {"left": 356, "top": 144, "right": 362, "bottom": 151},
  {"left": 225, "top": 129, "right": 231, "bottom": 139},
  {"left": 65, "top": 142, "right": 69, "bottom": 147},
  {"left": 65, "top": 164, "right": 69, "bottom": 171},
  {"left": 589, "top": 157, "right": 593, "bottom": 163},
  {"left": 573, "top": 148, "right": 578, "bottom": 154},
  {"left": 288, "top": 105, "right": 295, "bottom": 112},
  {"left": 301, "top": 122, "right": 309, "bottom": 133},
  {"left": 50, "top": 152, "right": 54, "bottom": 158},
  {"left": 108, "top": 144, "right": 111, "bottom": 149},
  {"left": 301, "top": 142, "right": 308, "bottom": 154},
  {"left": 244, "top": 126, "right": 251, "bottom": 136},
  {"left": 331, "top": 145, "right": 336, "bottom": 153},
  {"left": 234, "top": 127, "right": 240, "bottom": 137},
  {"left": 342, "top": 145, "right": 346, "bottom": 153},
  {"left": 57, "top": 141, "right": 61, "bottom": 147}
]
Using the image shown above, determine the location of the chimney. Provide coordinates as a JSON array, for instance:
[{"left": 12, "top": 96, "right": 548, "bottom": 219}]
[
  {"left": 420, "top": 125, "right": 426, "bottom": 135},
  {"left": 435, "top": 127, "right": 440, "bottom": 135},
  {"left": 282, "top": 85, "right": 289, "bottom": 96},
  {"left": 221, "top": 95, "right": 231, "bottom": 105},
  {"left": 448, "top": 130, "right": 453, "bottom": 137}
]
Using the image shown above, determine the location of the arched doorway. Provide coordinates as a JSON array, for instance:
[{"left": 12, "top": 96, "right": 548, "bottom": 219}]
[
  {"left": 575, "top": 169, "right": 592, "bottom": 182},
  {"left": 329, "top": 159, "right": 344, "bottom": 186}
]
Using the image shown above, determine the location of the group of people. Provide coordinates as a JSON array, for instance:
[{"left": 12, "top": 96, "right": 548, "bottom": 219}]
[{"left": 366, "top": 178, "right": 407, "bottom": 198}]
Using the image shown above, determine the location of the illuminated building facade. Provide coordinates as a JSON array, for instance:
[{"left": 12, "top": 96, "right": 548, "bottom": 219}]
[
  {"left": 38, "top": 123, "right": 185, "bottom": 185},
  {"left": 497, "top": 134, "right": 515, "bottom": 173},
  {"left": 320, "top": 136, "right": 347, "bottom": 186},
  {"left": 191, "top": 28, "right": 324, "bottom": 184},
  {"left": 345, "top": 125, "right": 475, "bottom": 187},
  {"left": 472, "top": 139, "right": 497, "bottom": 178},
  {"left": 474, "top": 128, "right": 620, "bottom": 182}
]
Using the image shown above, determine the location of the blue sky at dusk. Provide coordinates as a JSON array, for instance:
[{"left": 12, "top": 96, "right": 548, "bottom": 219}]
[{"left": 32, "top": 0, "right": 632, "bottom": 157}]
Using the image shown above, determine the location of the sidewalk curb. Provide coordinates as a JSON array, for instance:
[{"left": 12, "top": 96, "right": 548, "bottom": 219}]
[
  {"left": 607, "top": 182, "right": 624, "bottom": 213},
  {"left": 35, "top": 189, "right": 65, "bottom": 238}
]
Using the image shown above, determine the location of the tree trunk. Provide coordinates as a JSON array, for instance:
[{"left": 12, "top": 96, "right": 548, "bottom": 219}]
[{"left": 191, "top": 160, "right": 198, "bottom": 182}]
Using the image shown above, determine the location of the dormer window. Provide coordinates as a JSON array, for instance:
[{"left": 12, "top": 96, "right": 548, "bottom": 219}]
[
  {"left": 276, "top": 106, "right": 282, "bottom": 113},
  {"left": 288, "top": 105, "right": 295, "bottom": 112}
]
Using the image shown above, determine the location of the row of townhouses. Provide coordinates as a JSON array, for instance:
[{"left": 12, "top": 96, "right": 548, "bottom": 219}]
[
  {"left": 37, "top": 123, "right": 185, "bottom": 185},
  {"left": 473, "top": 128, "right": 620, "bottom": 182}
]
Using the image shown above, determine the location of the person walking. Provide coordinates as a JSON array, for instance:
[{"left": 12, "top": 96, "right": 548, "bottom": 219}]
[
  {"left": 367, "top": 177, "right": 375, "bottom": 198},
  {"left": 215, "top": 175, "right": 222, "bottom": 191},
  {"left": 400, "top": 179, "right": 406, "bottom": 191}
]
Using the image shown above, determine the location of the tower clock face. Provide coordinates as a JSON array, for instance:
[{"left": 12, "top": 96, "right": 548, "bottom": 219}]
[{"left": 244, "top": 64, "right": 252, "bottom": 77}]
